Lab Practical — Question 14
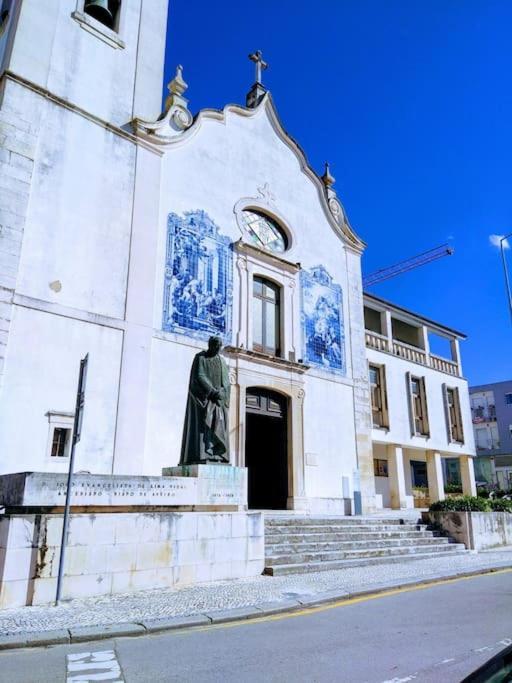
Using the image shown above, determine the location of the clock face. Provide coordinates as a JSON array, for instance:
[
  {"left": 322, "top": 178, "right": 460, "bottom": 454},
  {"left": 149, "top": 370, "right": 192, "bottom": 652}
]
[{"left": 242, "top": 210, "right": 288, "bottom": 253}]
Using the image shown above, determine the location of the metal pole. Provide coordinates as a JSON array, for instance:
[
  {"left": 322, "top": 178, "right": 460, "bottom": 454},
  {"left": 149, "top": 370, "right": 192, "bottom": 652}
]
[
  {"left": 500, "top": 233, "right": 512, "bottom": 325},
  {"left": 55, "top": 355, "right": 88, "bottom": 605}
]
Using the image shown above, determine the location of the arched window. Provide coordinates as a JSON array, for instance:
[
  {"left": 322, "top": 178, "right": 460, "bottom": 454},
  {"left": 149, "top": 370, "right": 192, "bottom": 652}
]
[
  {"left": 253, "top": 276, "right": 281, "bottom": 356},
  {"left": 84, "top": 0, "right": 120, "bottom": 30},
  {"left": 242, "top": 209, "right": 288, "bottom": 253}
]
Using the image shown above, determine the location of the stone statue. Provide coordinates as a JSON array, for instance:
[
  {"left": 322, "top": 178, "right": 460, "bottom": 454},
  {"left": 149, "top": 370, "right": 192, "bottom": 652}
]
[{"left": 180, "top": 336, "right": 230, "bottom": 465}]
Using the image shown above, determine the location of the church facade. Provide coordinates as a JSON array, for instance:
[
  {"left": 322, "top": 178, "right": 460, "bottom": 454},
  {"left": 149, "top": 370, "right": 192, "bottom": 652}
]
[{"left": 0, "top": 0, "right": 475, "bottom": 514}]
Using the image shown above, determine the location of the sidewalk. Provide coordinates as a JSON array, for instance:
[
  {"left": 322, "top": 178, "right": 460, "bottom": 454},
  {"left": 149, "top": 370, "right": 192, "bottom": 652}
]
[{"left": 1, "top": 549, "right": 511, "bottom": 650}]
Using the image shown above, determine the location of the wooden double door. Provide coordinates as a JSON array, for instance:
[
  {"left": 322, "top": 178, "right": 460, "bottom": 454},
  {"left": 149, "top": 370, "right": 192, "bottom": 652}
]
[{"left": 245, "top": 388, "right": 289, "bottom": 510}]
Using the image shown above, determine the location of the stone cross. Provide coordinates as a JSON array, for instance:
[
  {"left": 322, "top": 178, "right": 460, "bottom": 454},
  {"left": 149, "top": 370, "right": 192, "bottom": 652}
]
[{"left": 249, "top": 50, "right": 268, "bottom": 84}]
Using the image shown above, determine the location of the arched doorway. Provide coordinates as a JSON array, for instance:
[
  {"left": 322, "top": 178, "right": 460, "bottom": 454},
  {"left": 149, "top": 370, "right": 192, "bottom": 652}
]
[{"left": 245, "top": 388, "right": 288, "bottom": 509}]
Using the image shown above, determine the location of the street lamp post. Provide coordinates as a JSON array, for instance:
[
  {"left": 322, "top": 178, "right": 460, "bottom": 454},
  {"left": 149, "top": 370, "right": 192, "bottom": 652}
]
[{"left": 500, "top": 233, "right": 512, "bottom": 325}]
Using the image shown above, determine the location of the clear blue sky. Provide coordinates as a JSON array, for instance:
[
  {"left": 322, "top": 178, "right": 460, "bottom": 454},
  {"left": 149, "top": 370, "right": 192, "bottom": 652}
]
[{"left": 164, "top": 0, "right": 512, "bottom": 386}]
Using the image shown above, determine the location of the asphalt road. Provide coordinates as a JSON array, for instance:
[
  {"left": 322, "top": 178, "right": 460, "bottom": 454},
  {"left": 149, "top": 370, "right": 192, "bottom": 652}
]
[{"left": 1, "top": 570, "right": 511, "bottom": 683}]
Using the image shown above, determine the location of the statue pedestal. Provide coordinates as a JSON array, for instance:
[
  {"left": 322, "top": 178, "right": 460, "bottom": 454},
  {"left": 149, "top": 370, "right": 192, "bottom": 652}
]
[{"left": 162, "top": 464, "right": 247, "bottom": 509}]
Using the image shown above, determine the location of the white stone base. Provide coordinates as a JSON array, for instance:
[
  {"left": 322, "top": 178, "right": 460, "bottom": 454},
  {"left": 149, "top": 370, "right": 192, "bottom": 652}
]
[{"left": 0, "top": 511, "right": 264, "bottom": 608}]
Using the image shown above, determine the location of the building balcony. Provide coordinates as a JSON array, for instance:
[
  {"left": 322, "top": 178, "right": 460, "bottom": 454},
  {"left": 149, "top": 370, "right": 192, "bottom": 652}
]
[{"left": 365, "top": 330, "right": 461, "bottom": 377}]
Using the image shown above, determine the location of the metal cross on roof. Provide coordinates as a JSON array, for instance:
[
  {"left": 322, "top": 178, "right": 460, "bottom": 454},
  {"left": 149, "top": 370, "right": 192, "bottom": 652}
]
[{"left": 249, "top": 50, "right": 268, "bottom": 85}]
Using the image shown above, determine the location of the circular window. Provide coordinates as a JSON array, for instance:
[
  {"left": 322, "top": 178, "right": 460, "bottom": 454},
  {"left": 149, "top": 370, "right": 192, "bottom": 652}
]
[{"left": 242, "top": 209, "right": 288, "bottom": 253}]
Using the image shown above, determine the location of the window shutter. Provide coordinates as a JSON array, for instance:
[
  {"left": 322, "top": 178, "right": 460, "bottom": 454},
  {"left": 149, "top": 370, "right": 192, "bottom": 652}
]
[
  {"left": 455, "top": 387, "right": 464, "bottom": 444},
  {"left": 381, "top": 365, "right": 389, "bottom": 428},
  {"left": 421, "top": 377, "right": 430, "bottom": 437},
  {"left": 442, "top": 383, "right": 452, "bottom": 443},
  {"left": 405, "top": 371, "right": 415, "bottom": 437}
]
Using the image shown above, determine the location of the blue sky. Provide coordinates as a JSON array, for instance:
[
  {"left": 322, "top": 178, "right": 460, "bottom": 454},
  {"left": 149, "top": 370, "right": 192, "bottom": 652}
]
[{"left": 163, "top": 0, "right": 512, "bottom": 385}]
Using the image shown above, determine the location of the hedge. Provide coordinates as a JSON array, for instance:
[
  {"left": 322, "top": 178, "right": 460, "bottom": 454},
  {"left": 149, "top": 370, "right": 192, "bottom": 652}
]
[{"left": 429, "top": 496, "right": 512, "bottom": 513}]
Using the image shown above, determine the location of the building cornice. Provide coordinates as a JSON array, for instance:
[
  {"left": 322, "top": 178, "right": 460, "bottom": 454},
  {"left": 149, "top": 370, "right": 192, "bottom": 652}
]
[
  {"left": 132, "top": 91, "right": 366, "bottom": 254},
  {"left": 1, "top": 70, "right": 164, "bottom": 156}
]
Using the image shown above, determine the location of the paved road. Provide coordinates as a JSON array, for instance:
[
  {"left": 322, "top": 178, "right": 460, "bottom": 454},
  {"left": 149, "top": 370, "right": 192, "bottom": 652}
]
[{"left": 1, "top": 570, "right": 511, "bottom": 683}]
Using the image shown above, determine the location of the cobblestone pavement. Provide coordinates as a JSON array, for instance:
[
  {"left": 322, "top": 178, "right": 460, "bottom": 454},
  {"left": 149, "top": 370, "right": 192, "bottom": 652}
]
[{"left": 1, "top": 550, "right": 511, "bottom": 636}]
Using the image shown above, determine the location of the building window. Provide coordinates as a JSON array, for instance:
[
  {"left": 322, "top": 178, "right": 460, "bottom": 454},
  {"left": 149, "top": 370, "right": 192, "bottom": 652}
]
[
  {"left": 369, "top": 364, "right": 389, "bottom": 428},
  {"left": 374, "top": 459, "right": 388, "bottom": 477},
  {"left": 506, "top": 393, "right": 512, "bottom": 405},
  {"left": 406, "top": 373, "right": 429, "bottom": 436},
  {"left": 51, "top": 428, "right": 71, "bottom": 457},
  {"left": 443, "top": 385, "right": 464, "bottom": 444},
  {"left": 46, "top": 411, "right": 74, "bottom": 460},
  {"left": 83, "top": 0, "right": 120, "bottom": 30},
  {"left": 253, "top": 276, "right": 281, "bottom": 356},
  {"left": 242, "top": 210, "right": 288, "bottom": 253}
]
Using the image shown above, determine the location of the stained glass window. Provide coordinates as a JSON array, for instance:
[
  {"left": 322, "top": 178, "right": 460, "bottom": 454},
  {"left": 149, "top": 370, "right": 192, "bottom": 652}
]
[{"left": 242, "top": 210, "right": 288, "bottom": 253}]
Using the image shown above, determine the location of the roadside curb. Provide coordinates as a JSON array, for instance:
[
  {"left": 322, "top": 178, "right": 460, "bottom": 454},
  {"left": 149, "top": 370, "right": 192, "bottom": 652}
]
[{"left": 1, "top": 563, "right": 511, "bottom": 652}]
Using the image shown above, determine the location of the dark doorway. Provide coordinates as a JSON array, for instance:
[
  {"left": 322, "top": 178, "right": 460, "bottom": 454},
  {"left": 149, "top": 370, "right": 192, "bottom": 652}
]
[{"left": 245, "top": 388, "right": 288, "bottom": 510}]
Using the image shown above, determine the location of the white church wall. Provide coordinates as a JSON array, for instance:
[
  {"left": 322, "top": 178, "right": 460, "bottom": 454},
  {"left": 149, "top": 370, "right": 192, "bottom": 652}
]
[
  {"left": 15, "top": 98, "right": 135, "bottom": 320},
  {"left": 0, "top": 306, "right": 122, "bottom": 474},
  {"left": 7, "top": 0, "right": 168, "bottom": 125},
  {"left": 154, "top": 105, "right": 353, "bottom": 346},
  {"left": 367, "top": 346, "right": 476, "bottom": 457},
  {"left": 303, "top": 375, "right": 357, "bottom": 502},
  {"left": 142, "top": 337, "right": 200, "bottom": 475}
]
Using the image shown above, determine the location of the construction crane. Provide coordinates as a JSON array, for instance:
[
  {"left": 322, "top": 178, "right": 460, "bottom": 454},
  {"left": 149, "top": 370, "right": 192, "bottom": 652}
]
[{"left": 363, "top": 244, "right": 454, "bottom": 288}]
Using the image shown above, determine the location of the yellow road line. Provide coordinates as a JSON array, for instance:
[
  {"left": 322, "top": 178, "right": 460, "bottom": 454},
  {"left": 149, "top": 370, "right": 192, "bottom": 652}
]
[{"left": 179, "top": 567, "right": 512, "bottom": 634}]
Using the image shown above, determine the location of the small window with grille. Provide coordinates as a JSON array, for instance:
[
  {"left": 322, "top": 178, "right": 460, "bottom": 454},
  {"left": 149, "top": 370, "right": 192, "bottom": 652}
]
[
  {"left": 46, "top": 411, "right": 74, "bottom": 460},
  {"left": 373, "top": 459, "right": 388, "bottom": 477},
  {"left": 51, "top": 428, "right": 71, "bottom": 457}
]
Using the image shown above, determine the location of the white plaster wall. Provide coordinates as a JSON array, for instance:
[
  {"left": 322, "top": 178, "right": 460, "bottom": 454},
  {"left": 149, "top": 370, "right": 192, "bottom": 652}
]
[
  {"left": 138, "top": 103, "right": 364, "bottom": 497},
  {"left": 7, "top": 0, "right": 168, "bottom": 124},
  {"left": 303, "top": 376, "right": 358, "bottom": 500},
  {"left": 368, "top": 347, "right": 476, "bottom": 456},
  {"left": 15, "top": 98, "right": 135, "bottom": 318},
  {"left": 154, "top": 104, "right": 354, "bottom": 378},
  {"left": 0, "top": 306, "right": 122, "bottom": 474},
  {"left": 143, "top": 337, "right": 199, "bottom": 474}
]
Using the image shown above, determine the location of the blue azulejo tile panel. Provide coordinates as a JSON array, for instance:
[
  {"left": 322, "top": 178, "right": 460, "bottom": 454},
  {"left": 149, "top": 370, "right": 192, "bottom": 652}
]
[
  {"left": 301, "top": 265, "right": 346, "bottom": 375},
  {"left": 162, "top": 210, "right": 233, "bottom": 342}
]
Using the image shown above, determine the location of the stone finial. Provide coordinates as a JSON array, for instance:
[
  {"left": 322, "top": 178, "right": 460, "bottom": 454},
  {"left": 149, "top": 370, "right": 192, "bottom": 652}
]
[
  {"left": 321, "top": 162, "right": 336, "bottom": 190},
  {"left": 133, "top": 64, "right": 193, "bottom": 142},
  {"left": 168, "top": 64, "right": 188, "bottom": 98}
]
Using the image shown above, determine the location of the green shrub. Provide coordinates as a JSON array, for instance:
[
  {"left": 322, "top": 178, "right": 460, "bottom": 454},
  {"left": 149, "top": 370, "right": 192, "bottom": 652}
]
[
  {"left": 429, "top": 496, "right": 491, "bottom": 512},
  {"left": 477, "top": 487, "right": 490, "bottom": 499},
  {"left": 444, "top": 484, "right": 462, "bottom": 494},
  {"left": 491, "top": 498, "right": 512, "bottom": 513}
]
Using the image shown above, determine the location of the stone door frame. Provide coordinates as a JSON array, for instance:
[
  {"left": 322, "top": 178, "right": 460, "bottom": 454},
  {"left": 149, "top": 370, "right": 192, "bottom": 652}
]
[{"left": 229, "top": 366, "right": 306, "bottom": 510}]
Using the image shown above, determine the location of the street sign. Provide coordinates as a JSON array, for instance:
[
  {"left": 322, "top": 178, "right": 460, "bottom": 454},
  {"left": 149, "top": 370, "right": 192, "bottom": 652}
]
[{"left": 55, "top": 353, "right": 89, "bottom": 605}]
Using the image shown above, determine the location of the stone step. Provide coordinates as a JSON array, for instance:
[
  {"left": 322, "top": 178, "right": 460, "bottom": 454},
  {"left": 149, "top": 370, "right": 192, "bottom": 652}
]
[
  {"left": 265, "top": 517, "right": 419, "bottom": 527},
  {"left": 265, "top": 542, "right": 466, "bottom": 566},
  {"left": 265, "top": 530, "right": 443, "bottom": 544},
  {"left": 265, "top": 536, "right": 452, "bottom": 554},
  {"left": 265, "top": 523, "right": 428, "bottom": 534},
  {"left": 264, "top": 548, "right": 469, "bottom": 575}
]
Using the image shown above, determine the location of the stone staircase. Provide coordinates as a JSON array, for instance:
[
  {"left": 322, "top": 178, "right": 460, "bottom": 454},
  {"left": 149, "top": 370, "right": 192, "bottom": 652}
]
[{"left": 264, "top": 515, "right": 468, "bottom": 575}]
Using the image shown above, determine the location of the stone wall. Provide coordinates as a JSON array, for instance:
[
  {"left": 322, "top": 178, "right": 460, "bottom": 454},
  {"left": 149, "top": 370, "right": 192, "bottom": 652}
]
[
  {"left": 426, "top": 510, "right": 512, "bottom": 551},
  {"left": 0, "top": 78, "right": 40, "bottom": 395},
  {"left": 0, "top": 511, "right": 264, "bottom": 608}
]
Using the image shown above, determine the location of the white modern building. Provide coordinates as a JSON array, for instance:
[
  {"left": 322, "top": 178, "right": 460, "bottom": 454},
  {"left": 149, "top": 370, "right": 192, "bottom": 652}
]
[{"left": 0, "top": 0, "right": 476, "bottom": 514}]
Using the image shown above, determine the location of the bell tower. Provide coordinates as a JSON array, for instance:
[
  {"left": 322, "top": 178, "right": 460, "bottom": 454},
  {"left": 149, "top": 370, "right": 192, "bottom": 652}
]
[{"left": 1, "top": 0, "right": 169, "bottom": 124}]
